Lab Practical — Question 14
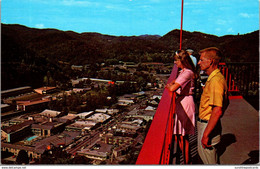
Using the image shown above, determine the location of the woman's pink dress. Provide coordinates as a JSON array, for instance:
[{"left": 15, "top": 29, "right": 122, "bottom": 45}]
[{"left": 173, "top": 68, "right": 195, "bottom": 136}]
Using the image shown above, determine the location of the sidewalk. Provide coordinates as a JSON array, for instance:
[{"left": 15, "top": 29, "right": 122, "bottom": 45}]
[{"left": 219, "top": 98, "right": 259, "bottom": 164}]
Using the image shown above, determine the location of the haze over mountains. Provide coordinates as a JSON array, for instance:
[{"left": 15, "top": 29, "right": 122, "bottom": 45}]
[{"left": 1, "top": 23, "right": 259, "bottom": 90}]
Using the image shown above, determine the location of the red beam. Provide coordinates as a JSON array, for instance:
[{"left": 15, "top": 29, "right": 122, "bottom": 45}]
[
  {"left": 180, "top": 0, "right": 184, "bottom": 49},
  {"left": 136, "top": 65, "right": 178, "bottom": 164}
]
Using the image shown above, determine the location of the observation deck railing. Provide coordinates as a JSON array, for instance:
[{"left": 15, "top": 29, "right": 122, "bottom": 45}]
[
  {"left": 219, "top": 62, "right": 259, "bottom": 98},
  {"left": 136, "top": 62, "right": 258, "bottom": 164},
  {"left": 136, "top": 65, "right": 178, "bottom": 164}
]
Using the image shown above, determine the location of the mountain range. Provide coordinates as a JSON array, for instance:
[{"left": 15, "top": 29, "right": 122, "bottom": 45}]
[{"left": 1, "top": 23, "right": 259, "bottom": 90}]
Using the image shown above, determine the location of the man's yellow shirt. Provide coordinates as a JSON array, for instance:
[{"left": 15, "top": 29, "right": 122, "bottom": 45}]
[{"left": 199, "top": 69, "right": 228, "bottom": 120}]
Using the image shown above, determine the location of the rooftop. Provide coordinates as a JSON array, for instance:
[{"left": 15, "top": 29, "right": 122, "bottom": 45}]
[
  {"left": 39, "top": 109, "right": 61, "bottom": 117},
  {"left": 2, "top": 120, "right": 34, "bottom": 134}
]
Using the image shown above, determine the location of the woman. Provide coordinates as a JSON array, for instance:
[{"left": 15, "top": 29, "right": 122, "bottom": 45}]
[{"left": 165, "top": 49, "right": 197, "bottom": 164}]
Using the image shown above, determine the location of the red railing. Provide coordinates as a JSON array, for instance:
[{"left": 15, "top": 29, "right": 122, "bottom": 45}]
[
  {"left": 220, "top": 62, "right": 259, "bottom": 98},
  {"left": 136, "top": 64, "right": 178, "bottom": 164},
  {"left": 136, "top": 62, "right": 253, "bottom": 164},
  {"left": 136, "top": 61, "right": 258, "bottom": 164},
  {"left": 219, "top": 63, "right": 239, "bottom": 93}
]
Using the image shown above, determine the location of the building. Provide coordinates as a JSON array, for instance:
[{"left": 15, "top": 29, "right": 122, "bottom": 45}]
[
  {"left": 121, "top": 119, "right": 143, "bottom": 126},
  {"left": 77, "top": 111, "right": 95, "bottom": 119},
  {"left": 32, "top": 131, "right": 81, "bottom": 149},
  {"left": 86, "top": 113, "right": 111, "bottom": 123},
  {"left": 3, "top": 92, "right": 44, "bottom": 105},
  {"left": 117, "top": 99, "right": 134, "bottom": 106},
  {"left": 152, "top": 95, "right": 162, "bottom": 100},
  {"left": 31, "top": 120, "right": 65, "bottom": 137},
  {"left": 127, "top": 110, "right": 156, "bottom": 121},
  {"left": 72, "top": 88, "right": 91, "bottom": 93},
  {"left": 65, "top": 120, "right": 97, "bottom": 131},
  {"left": 144, "top": 106, "right": 156, "bottom": 111},
  {"left": 116, "top": 124, "right": 141, "bottom": 133},
  {"left": 77, "top": 141, "right": 113, "bottom": 161},
  {"left": 71, "top": 65, "right": 83, "bottom": 71},
  {"left": 39, "top": 109, "right": 62, "bottom": 118},
  {"left": 112, "top": 143, "right": 131, "bottom": 158},
  {"left": 101, "top": 133, "right": 133, "bottom": 145},
  {"left": 1, "top": 86, "right": 33, "bottom": 99},
  {"left": 95, "top": 109, "right": 119, "bottom": 115},
  {"left": 106, "top": 109, "right": 119, "bottom": 115},
  {"left": 1, "top": 104, "right": 15, "bottom": 113},
  {"left": 1, "top": 143, "right": 44, "bottom": 160},
  {"left": 16, "top": 98, "right": 52, "bottom": 112},
  {"left": 1, "top": 120, "right": 34, "bottom": 143},
  {"left": 59, "top": 114, "right": 78, "bottom": 124},
  {"left": 34, "top": 86, "right": 57, "bottom": 95}
]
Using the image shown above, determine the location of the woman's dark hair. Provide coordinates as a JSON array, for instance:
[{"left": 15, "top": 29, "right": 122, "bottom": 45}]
[{"left": 175, "top": 49, "right": 197, "bottom": 79}]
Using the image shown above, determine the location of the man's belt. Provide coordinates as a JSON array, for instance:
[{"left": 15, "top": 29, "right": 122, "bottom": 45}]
[{"left": 197, "top": 117, "right": 208, "bottom": 123}]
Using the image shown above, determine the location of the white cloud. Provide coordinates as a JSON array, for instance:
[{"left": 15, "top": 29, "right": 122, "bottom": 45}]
[
  {"left": 105, "top": 4, "right": 131, "bottom": 11},
  {"left": 216, "top": 19, "right": 227, "bottom": 25},
  {"left": 191, "top": 9, "right": 203, "bottom": 14},
  {"left": 35, "top": 24, "right": 45, "bottom": 29},
  {"left": 227, "top": 27, "right": 234, "bottom": 33},
  {"left": 61, "top": 0, "right": 94, "bottom": 6},
  {"left": 149, "top": 0, "right": 160, "bottom": 2},
  {"left": 239, "top": 13, "right": 250, "bottom": 18},
  {"left": 215, "top": 28, "right": 221, "bottom": 32}
]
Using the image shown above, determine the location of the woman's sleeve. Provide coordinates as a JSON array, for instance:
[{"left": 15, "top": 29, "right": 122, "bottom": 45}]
[{"left": 175, "top": 70, "right": 193, "bottom": 87}]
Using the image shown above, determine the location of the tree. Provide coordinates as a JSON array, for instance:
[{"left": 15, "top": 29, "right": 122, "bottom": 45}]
[
  {"left": 71, "top": 155, "right": 92, "bottom": 164},
  {"left": 16, "top": 150, "right": 29, "bottom": 164}
]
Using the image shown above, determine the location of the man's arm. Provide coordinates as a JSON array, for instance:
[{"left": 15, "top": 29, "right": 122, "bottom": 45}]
[{"left": 201, "top": 106, "right": 222, "bottom": 148}]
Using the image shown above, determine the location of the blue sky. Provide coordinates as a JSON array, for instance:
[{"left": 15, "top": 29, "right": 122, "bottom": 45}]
[{"left": 1, "top": 0, "right": 259, "bottom": 36}]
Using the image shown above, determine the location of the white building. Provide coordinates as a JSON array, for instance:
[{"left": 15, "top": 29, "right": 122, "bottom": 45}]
[
  {"left": 144, "top": 106, "right": 156, "bottom": 111},
  {"left": 95, "top": 108, "right": 119, "bottom": 115},
  {"left": 77, "top": 111, "right": 94, "bottom": 119},
  {"left": 39, "top": 109, "right": 61, "bottom": 117},
  {"left": 152, "top": 95, "right": 162, "bottom": 100},
  {"left": 86, "top": 113, "right": 111, "bottom": 123},
  {"left": 66, "top": 120, "right": 97, "bottom": 131}
]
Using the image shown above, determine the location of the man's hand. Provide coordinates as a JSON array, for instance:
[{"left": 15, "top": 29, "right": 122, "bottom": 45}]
[
  {"left": 201, "top": 135, "right": 212, "bottom": 149},
  {"left": 201, "top": 106, "right": 222, "bottom": 149}
]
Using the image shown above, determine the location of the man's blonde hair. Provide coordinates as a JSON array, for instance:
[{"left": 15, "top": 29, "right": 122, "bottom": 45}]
[{"left": 199, "top": 47, "right": 222, "bottom": 65}]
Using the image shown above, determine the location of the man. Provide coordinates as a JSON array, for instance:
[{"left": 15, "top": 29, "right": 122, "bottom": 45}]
[
  {"left": 186, "top": 49, "right": 197, "bottom": 67},
  {"left": 197, "top": 47, "right": 229, "bottom": 164}
]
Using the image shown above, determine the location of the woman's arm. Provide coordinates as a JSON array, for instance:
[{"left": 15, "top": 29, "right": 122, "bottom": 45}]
[
  {"left": 169, "top": 80, "right": 175, "bottom": 85},
  {"left": 166, "top": 82, "right": 181, "bottom": 92},
  {"left": 165, "top": 80, "right": 175, "bottom": 89}
]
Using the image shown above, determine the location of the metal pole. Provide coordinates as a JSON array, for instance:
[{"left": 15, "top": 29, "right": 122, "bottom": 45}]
[{"left": 180, "top": 0, "right": 184, "bottom": 50}]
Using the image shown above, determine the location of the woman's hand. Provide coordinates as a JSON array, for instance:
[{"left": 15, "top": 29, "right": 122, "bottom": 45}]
[
  {"left": 165, "top": 82, "right": 181, "bottom": 92},
  {"left": 165, "top": 83, "right": 171, "bottom": 89}
]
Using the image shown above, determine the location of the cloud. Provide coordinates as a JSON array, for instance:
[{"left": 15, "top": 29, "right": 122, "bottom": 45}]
[
  {"left": 227, "top": 27, "right": 234, "bottom": 33},
  {"left": 215, "top": 28, "right": 221, "bottom": 32},
  {"left": 35, "top": 24, "right": 45, "bottom": 29},
  {"left": 105, "top": 4, "right": 131, "bottom": 12},
  {"left": 61, "top": 0, "right": 94, "bottom": 6},
  {"left": 239, "top": 13, "right": 251, "bottom": 18},
  {"left": 216, "top": 19, "right": 227, "bottom": 25},
  {"left": 149, "top": 0, "right": 160, "bottom": 2},
  {"left": 191, "top": 9, "right": 203, "bottom": 14}
]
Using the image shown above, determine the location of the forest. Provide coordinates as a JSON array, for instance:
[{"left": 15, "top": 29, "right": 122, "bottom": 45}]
[{"left": 1, "top": 23, "right": 259, "bottom": 90}]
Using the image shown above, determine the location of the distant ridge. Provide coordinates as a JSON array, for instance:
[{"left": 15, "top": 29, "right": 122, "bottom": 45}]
[
  {"left": 1, "top": 23, "right": 259, "bottom": 90},
  {"left": 2, "top": 23, "right": 259, "bottom": 64}
]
